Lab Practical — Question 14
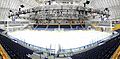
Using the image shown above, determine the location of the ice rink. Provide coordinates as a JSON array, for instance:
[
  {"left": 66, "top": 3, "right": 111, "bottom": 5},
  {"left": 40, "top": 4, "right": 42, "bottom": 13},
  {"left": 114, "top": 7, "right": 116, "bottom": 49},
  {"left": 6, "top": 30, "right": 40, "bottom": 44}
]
[{"left": 8, "top": 30, "right": 111, "bottom": 51}]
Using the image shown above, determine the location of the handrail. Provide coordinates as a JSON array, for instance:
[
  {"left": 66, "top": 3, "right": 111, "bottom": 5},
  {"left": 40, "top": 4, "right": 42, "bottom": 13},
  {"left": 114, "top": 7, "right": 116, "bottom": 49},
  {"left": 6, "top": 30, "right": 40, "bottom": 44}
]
[
  {"left": 111, "top": 46, "right": 120, "bottom": 59},
  {"left": 0, "top": 44, "right": 11, "bottom": 59}
]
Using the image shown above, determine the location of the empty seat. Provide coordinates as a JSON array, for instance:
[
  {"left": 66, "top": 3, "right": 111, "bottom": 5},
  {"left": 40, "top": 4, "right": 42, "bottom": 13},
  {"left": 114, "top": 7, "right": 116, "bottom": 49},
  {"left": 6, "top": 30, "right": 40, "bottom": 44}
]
[
  {"left": 0, "top": 34, "right": 33, "bottom": 59},
  {"left": 72, "top": 32, "right": 120, "bottom": 59}
]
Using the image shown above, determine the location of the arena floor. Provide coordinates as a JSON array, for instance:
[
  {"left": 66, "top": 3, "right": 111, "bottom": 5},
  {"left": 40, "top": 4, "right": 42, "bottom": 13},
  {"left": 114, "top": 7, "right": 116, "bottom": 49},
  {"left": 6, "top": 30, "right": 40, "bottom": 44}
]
[{"left": 8, "top": 30, "right": 111, "bottom": 51}]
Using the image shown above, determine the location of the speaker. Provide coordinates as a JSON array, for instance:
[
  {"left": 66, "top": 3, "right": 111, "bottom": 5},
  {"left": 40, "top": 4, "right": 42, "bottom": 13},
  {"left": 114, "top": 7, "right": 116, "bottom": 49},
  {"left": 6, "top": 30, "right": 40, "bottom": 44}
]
[
  {"left": 20, "top": 5, "right": 25, "bottom": 8},
  {"left": 105, "top": 8, "right": 108, "bottom": 10},
  {"left": 86, "top": 1, "right": 90, "bottom": 4},
  {"left": 9, "top": 10, "right": 13, "bottom": 12}
]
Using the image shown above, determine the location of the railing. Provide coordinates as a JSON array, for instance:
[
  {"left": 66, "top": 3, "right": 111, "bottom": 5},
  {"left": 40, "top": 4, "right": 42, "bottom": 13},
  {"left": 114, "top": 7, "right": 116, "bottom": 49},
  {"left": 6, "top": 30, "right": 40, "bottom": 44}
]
[
  {"left": 58, "top": 31, "right": 119, "bottom": 56},
  {"left": 0, "top": 44, "right": 11, "bottom": 59},
  {"left": 111, "top": 46, "right": 120, "bottom": 59},
  {"left": 32, "top": 28, "right": 87, "bottom": 31},
  {"left": 1, "top": 30, "right": 119, "bottom": 57},
  {"left": 8, "top": 35, "right": 55, "bottom": 53}
]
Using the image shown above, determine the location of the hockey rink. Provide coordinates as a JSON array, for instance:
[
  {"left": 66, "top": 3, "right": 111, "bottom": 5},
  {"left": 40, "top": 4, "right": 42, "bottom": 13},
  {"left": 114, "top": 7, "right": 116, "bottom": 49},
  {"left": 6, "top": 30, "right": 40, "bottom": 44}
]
[{"left": 8, "top": 29, "right": 111, "bottom": 51}]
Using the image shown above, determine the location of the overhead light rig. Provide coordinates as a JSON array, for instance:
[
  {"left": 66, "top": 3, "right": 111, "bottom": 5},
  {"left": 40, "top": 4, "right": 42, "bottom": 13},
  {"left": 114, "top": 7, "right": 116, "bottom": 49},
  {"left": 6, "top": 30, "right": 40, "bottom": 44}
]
[{"left": 8, "top": 1, "right": 110, "bottom": 20}]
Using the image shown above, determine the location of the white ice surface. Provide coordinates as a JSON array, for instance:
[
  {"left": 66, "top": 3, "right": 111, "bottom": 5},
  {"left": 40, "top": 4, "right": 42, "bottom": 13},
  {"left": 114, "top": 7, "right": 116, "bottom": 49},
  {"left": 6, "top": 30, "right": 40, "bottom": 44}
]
[{"left": 8, "top": 30, "right": 111, "bottom": 51}]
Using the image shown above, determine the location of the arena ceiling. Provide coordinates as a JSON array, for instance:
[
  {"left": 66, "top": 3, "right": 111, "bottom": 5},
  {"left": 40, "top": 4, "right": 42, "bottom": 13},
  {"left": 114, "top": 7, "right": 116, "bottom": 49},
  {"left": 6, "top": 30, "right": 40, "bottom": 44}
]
[{"left": 0, "top": 0, "right": 120, "bottom": 20}]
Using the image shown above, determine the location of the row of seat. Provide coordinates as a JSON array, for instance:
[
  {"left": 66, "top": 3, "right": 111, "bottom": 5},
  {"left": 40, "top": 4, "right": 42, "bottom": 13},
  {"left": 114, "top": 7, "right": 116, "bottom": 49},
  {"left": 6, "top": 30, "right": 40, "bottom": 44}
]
[
  {"left": 71, "top": 31, "right": 120, "bottom": 59},
  {"left": 33, "top": 25, "right": 86, "bottom": 31},
  {"left": 0, "top": 34, "right": 33, "bottom": 59},
  {"left": 0, "top": 29, "right": 5, "bottom": 33}
]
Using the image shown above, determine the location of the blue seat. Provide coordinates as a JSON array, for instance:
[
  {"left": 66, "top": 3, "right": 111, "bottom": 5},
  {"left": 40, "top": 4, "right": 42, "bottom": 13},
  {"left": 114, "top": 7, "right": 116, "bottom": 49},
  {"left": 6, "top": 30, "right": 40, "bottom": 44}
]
[{"left": 0, "top": 34, "right": 33, "bottom": 59}]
